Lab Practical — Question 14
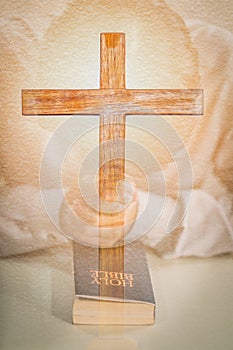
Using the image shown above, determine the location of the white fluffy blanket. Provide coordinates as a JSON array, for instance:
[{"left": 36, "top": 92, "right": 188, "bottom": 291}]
[{"left": 0, "top": 1, "right": 232, "bottom": 257}]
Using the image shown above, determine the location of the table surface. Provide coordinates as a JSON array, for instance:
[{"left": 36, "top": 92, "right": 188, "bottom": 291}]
[{"left": 0, "top": 243, "right": 233, "bottom": 350}]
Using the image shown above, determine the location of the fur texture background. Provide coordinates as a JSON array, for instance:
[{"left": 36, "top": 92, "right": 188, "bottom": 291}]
[{"left": 0, "top": 0, "right": 232, "bottom": 257}]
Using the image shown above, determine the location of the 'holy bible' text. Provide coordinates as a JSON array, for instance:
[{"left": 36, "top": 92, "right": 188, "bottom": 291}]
[{"left": 90, "top": 270, "right": 134, "bottom": 287}]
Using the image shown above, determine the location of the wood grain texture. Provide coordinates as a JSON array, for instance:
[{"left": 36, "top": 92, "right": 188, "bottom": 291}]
[
  {"left": 22, "top": 88, "right": 203, "bottom": 116},
  {"left": 99, "top": 33, "right": 125, "bottom": 300}
]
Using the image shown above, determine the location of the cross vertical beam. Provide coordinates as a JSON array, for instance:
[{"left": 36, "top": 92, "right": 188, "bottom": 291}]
[{"left": 99, "top": 33, "right": 126, "bottom": 299}]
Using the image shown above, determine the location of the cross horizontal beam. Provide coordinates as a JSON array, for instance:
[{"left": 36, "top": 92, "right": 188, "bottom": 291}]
[{"left": 22, "top": 88, "right": 203, "bottom": 116}]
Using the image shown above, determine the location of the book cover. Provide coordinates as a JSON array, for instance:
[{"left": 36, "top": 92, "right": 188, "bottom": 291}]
[{"left": 72, "top": 241, "right": 155, "bottom": 325}]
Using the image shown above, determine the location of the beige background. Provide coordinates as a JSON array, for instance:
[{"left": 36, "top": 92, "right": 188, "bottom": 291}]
[
  {"left": 1, "top": 0, "right": 233, "bottom": 33},
  {"left": 0, "top": 1, "right": 233, "bottom": 350},
  {"left": 166, "top": 0, "right": 233, "bottom": 32}
]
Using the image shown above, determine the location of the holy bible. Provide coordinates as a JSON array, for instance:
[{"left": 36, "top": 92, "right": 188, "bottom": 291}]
[{"left": 72, "top": 242, "right": 155, "bottom": 325}]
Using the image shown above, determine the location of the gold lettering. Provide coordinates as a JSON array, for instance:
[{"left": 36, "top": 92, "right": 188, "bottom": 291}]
[
  {"left": 91, "top": 276, "right": 101, "bottom": 285},
  {"left": 90, "top": 270, "right": 99, "bottom": 278},
  {"left": 90, "top": 270, "right": 134, "bottom": 287},
  {"left": 124, "top": 273, "right": 133, "bottom": 281},
  {"left": 98, "top": 271, "right": 109, "bottom": 278},
  {"left": 122, "top": 279, "right": 133, "bottom": 287},
  {"left": 99, "top": 278, "right": 109, "bottom": 286},
  {"left": 109, "top": 272, "right": 124, "bottom": 280},
  {"left": 110, "top": 279, "right": 122, "bottom": 286}
]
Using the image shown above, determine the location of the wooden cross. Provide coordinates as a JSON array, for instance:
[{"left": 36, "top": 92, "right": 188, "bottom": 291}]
[{"left": 22, "top": 33, "right": 203, "bottom": 299}]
